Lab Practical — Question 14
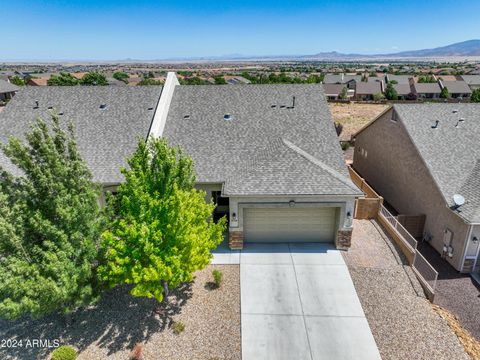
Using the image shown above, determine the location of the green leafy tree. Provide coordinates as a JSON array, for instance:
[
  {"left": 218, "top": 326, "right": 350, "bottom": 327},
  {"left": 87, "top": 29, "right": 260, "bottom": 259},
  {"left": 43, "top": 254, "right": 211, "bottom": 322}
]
[
  {"left": 471, "top": 88, "right": 480, "bottom": 103},
  {"left": 418, "top": 75, "right": 436, "bottom": 83},
  {"left": 385, "top": 82, "right": 398, "bottom": 100},
  {"left": 339, "top": 87, "right": 348, "bottom": 100},
  {"left": 9, "top": 76, "right": 25, "bottom": 86},
  {"left": 440, "top": 86, "right": 449, "bottom": 99},
  {"left": 373, "top": 92, "right": 385, "bottom": 101},
  {"left": 138, "top": 78, "right": 163, "bottom": 86},
  {"left": 113, "top": 71, "right": 129, "bottom": 83},
  {"left": 79, "top": 72, "right": 108, "bottom": 86},
  {"left": 0, "top": 115, "right": 103, "bottom": 320},
  {"left": 214, "top": 75, "right": 227, "bottom": 85},
  {"left": 98, "top": 138, "right": 226, "bottom": 303},
  {"left": 47, "top": 73, "right": 79, "bottom": 86}
]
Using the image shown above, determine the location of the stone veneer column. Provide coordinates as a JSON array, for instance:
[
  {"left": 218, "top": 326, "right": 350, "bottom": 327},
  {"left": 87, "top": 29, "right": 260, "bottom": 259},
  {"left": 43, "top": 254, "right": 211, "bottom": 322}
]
[
  {"left": 336, "top": 229, "right": 352, "bottom": 250},
  {"left": 229, "top": 231, "right": 244, "bottom": 250}
]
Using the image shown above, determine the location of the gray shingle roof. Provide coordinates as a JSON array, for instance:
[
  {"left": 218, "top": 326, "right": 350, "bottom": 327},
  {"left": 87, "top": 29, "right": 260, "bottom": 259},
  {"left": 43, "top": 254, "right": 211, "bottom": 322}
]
[
  {"left": 355, "top": 82, "right": 382, "bottom": 95},
  {"left": 460, "top": 75, "right": 480, "bottom": 86},
  {"left": 413, "top": 82, "right": 442, "bottom": 94},
  {"left": 323, "top": 74, "right": 361, "bottom": 84},
  {"left": 0, "top": 86, "right": 162, "bottom": 183},
  {"left": 163, "top": 84, "right": 360, "bottom": 196},
  {"left": 386, "top": 75, "right": 412, "bottom": 85},
  {"left": 394, "top": 104, "right": 480, "bottom": 223},
  {"left": 0, "top": 79, "right": 20, "bottom": 94},
  {"left": 441, "top": 80, "right": 472, "bottom": 95},
  {"left": 393, "top": 83, "right": 412, "bottom": 95},
  {"left": 322, "top": 83, "right": 346, "bottom": 96}
]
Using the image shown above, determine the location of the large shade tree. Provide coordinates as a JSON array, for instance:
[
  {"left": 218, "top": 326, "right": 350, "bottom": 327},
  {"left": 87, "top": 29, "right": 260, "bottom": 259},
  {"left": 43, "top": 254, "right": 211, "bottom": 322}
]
[
  {"left": 0, "top": 115, "right": 103, "bottom": 320},
  {"left": 98, "top": 138, "right": 225, "bottom": 303}
]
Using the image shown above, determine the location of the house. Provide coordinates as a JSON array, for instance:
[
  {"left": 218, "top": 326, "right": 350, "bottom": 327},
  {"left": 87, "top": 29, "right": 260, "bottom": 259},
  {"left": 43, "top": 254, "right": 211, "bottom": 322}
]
[
  {"left": 224, "top": 75, "right": 251, "bottom": 85},
  {"left": 0, "top": 73, "right": 361, "bottom": 251},
  {"left": 385, "top": 74, "right": 412, "bottom": 85},
  {"left": 27, "top": 77, "right": 49, "bottom": 86},
  {"left": 322, "top": 83, "right": 352, "bottom": 100},
  {"left": 440, "top": 80, "right": 472, "bottom": 99},
  {"left": 323, "top": 74, "right": 361, "bottom": 90},
  {"left": 412, "top": 82, "right": 442, "bottom": 99},
  {"left": 354, "top": 81, "right": 383, "bottom": 101},
  {"left": 393, "top": 84, "right": 414, "bottom": 100},
  {"left": 460, "top": 75, "right": 480, "bottom": 90},
  {"left": 0, "top": 79, "right": 20, "bottom": 101},
  {"left": 353, "top": 104, "right": 480, "bottom": 273}
]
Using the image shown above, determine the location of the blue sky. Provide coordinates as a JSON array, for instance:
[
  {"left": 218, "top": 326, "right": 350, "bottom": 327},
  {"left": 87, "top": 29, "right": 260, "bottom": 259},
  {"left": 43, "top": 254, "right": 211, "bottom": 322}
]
[{"left": 2, "top": 0, "right": 479, "bottom": 60}]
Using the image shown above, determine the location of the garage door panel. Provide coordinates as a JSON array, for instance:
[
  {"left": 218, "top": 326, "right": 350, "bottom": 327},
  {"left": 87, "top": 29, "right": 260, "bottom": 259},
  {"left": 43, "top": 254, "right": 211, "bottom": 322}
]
[{"left": 244, "top": 207, "right": 336, "bottom": 243}]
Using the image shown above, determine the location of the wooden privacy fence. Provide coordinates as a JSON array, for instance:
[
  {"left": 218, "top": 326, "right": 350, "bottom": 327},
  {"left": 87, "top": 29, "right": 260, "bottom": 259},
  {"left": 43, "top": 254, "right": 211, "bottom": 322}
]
[
  {"left": 348, "top": 166, "right": 438, "bottom": 301},
  {"left": 348, "top": 166, "right": 383, "bottom": 220}
]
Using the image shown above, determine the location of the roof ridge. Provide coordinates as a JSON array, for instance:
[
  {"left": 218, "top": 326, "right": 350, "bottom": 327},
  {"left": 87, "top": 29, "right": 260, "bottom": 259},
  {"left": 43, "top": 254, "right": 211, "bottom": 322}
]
[{"left": 282, "top": 138, "right": 360, "bottom": 192}]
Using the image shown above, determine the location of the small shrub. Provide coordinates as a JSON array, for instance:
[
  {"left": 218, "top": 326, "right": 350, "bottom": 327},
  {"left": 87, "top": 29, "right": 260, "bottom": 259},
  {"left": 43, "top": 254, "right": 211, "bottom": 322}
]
[
  {"left": 51, "top": 345, "right": 77, "bottom": 360},
  {"left": 341, "top": 142, "right": 350, "bottom": 151},
  {"left": 129, "top": 343, "right": 143, "bottom": 360},
  {"left": 212, "top": 269, "right": 223, "bottom": 288},
  {"left": 172, "top": 321, "right": 185, "bottom": 335}
]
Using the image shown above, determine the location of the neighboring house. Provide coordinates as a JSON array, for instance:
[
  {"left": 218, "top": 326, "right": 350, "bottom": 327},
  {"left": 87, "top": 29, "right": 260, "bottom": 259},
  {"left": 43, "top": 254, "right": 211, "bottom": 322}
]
[
  {"left": 27, "top": 77, "right": 49, "bottom": 86},
  {"left": 322, "top": 83, "right": 352, "bottom": 100},
  {"left": 353, "top": 104, "right": 480, "bottom": 273},
  {"left": 224, "top": 75, "right": 251, "bottom": 85},
  {"left": 0, "top": 79, "right": 20, "bottom": 101},
  {"left": 412, "top": 82, "right": 442, "bottom": 99},
  {"left": 393, "top": 83, "right": 413, "bottom": 100},
  {"left": 354, "top": 81, "right": 383, "bottom": 101},
  {"left": 323, "top": 74, "right": 361, "bottom": 90},
  {"left": 385, "top": 74, "right": 412, "bottom": 85},
  {"left": 460, "top": 75, "right": 480, "bottom": 90},
  {"left": 367, "top": 75, "right": 385, "bottom": 83},
  {"left": 0, "top": 73, "right": 361, "bottom": 252},
  {"left": 440, "top": 80, "right": 472, "bottom": 99}
]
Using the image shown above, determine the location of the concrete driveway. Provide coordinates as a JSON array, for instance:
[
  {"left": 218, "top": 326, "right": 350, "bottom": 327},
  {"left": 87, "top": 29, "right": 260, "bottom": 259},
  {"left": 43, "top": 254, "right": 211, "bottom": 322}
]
[{"left": 240, "top": 243, "right": 381, "bottom": 360}]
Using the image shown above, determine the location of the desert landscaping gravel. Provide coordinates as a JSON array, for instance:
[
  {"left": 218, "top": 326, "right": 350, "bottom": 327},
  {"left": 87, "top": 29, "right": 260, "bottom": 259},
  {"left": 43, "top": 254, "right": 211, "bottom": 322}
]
[
  {"left": 344, "top": 220, "right": 470, "bottom": 360},
  {"left": 0, "top": 264, "right": 240, "bottom": 360}
]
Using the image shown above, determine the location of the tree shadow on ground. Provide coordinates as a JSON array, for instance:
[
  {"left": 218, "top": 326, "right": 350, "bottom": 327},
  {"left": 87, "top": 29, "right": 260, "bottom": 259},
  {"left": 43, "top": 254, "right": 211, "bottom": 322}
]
[{"left": 0, "top": 282, "right": 193, "bottom": 359}]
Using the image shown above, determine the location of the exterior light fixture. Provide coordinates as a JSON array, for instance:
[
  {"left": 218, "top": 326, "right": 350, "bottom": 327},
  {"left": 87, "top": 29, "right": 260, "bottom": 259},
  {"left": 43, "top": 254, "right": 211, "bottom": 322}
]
[
  {"left": 289, "top": 200, "right": 295, "bottom": 207},
  {"left": 232, "top": 212, "right": 237, "bottom": 221},
  {"left": 447, "top": 245, "right": 454, "bottom": 258},
  {"left": 347, "top": 211, "right": 351, "bottom": 219},
  {"left": 472, "top": 236, "right": 479, "bottom": 244}
]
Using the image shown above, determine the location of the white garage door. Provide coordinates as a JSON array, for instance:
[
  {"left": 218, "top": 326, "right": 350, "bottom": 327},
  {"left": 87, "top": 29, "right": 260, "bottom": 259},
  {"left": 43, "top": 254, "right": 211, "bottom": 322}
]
[{"left": 244, "top": 207, "right": 336, "bottom": 243}]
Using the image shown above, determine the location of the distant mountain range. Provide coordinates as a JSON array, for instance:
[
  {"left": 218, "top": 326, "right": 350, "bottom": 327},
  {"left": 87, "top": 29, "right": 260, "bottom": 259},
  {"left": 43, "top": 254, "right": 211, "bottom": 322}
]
[{"left": 161, "top": 39, "right": 480, "bottom": 62}]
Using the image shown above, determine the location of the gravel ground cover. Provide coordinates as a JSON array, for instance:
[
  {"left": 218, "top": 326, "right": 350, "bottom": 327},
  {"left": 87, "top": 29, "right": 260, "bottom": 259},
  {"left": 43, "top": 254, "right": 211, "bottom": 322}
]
[
  {"left": 0, "top": 264, "right": 240, "bottom": 360},
  {"left": 344, "top": 220, "right": 469, "bottom": 360},
  {"left": 329, "top": 102, "right": 388, "bottom": 141},
  {"left": 418, "top": 242, "right": 480, "bottom": 341}
]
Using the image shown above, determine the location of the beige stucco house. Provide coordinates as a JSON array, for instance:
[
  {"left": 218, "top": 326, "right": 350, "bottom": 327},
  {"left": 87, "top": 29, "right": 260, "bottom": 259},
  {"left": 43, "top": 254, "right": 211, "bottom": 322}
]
[{"left": 353, "top": 104, "right": 480, "bottom": 273}]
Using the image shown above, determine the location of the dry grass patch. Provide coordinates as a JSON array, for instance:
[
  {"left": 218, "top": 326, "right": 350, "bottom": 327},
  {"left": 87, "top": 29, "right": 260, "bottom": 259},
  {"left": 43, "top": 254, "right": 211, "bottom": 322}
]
[
  {"left": 329, "top": 102, "right": 388, "bottom": 141},
  {"left": 432, "top": 304, "right": 480, "bottom": 360}
]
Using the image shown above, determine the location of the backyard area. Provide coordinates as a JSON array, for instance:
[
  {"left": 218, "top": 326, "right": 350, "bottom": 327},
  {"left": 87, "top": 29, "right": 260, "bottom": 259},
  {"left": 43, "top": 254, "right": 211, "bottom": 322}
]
[
  {"left": 329, "top": 102, "right": 388, "bottom": 141},
  {"left": 344, "top": 219, "right": 471, "bottom": 360},
  {"left": 417, "top": 242, "right": 480, "bottom": 341},
  {"left": 0, "top": 265, "right": 241, "bottom": 360}
]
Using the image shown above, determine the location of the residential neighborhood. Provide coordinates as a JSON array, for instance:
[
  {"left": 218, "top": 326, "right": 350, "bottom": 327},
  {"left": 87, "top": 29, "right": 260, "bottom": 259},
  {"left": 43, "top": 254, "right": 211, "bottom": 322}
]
[{"left": 1, "top": 1, "right": 480, "bottom": 360}]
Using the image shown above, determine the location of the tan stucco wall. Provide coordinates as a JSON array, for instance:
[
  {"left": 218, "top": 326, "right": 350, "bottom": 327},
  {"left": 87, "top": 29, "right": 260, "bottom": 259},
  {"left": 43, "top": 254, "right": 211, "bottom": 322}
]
[{"left": 353, "top": 108, "right": 469, "bottom": 271}]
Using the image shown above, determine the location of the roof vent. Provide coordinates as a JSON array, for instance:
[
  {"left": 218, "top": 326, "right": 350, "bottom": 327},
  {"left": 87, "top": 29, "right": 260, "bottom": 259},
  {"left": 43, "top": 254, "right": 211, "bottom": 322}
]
[
  {"left": 452, "top": 109, "right": 458, "bottom": 113},
  {"left": 148, "top": 107, "right": 154, "bottom": 111},
  {"left": 34, "top": 100, "right": 39, "bottom": 109},
  {"left": 224, "top": 114, "right": 233, "bottom": 121},
  {"left": 58, "top": 112, "right": 64, "bottom": 115},
  {"left": 184, "top": 115, "right": 190, "bottom": 119},
  {"left": 271, "top": 104, "right": 277, "bottom": 108},
  {"left": 280, "top": 105, "right": 286, "bottom": 109},
  {"left": 99, "top": 104, "right": 107, "bottom": 109},
  {"left": 431, "top": 120, "right": 439, "bottom": 129},
  {"left": 48, "top": 106, "right": 53, "bottom": 110}
]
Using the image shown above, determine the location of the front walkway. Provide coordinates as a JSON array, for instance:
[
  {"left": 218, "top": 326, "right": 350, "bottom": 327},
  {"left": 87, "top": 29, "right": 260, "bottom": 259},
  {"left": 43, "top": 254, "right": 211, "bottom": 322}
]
[{"left": 214, "top": 242, "right": 381, "bottom": 360}]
